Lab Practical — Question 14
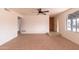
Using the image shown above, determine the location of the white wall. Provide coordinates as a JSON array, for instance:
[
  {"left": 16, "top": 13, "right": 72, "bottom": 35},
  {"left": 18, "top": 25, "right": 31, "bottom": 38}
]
[
  {"left": 21, "top": 15, "right": 49, "bottom": 34},
  {"left": 0, "top": 9, "right": 20, "bottom": 45},
  {"left": 55, "top": 8, "right": 79, "bottom": 45}
]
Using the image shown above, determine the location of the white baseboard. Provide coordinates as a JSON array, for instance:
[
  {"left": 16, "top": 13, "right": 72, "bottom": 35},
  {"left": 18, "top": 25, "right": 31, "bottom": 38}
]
[
  {"left": 0, "top": 33, "right": 18, "bottom": 46},
  {"left": 21, "top": 32, "right": 48, "bottom": 34},
  {"left": 48, "top": 32, "right": 60, "bottom": 36}
]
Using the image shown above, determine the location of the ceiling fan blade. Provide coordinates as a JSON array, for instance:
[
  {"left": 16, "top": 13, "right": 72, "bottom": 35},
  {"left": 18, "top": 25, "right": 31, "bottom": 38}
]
[
  {"left": 37, "top": 12, "right": 46, "bottom": 15},
  {"left": 43, "top": 10, "right": 49, "bottom": 12}
]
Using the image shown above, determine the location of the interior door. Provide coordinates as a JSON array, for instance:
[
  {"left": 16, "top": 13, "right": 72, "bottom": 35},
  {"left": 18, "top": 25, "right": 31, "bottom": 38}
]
[{"left": 49, "top": 17, "right": 54, "bottom": 32}]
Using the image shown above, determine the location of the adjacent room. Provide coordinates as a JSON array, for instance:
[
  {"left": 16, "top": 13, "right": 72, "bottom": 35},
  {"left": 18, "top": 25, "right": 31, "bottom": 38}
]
[{"left": 0, "top": 8, "right": 79, "bottom": 50}]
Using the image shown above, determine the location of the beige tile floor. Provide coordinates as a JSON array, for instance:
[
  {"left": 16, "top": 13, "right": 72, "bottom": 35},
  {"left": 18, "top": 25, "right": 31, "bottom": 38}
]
[{"left": 0, "top": 34, "right": 79, "bottom": 50}]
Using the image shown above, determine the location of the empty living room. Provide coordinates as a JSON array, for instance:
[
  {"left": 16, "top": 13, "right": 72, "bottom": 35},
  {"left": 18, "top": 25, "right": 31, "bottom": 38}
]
[{"left": 0, "top": 8, "right": 79, "bottom": 50}]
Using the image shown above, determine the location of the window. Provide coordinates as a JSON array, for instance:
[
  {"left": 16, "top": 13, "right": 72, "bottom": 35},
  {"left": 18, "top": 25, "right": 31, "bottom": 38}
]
[
  {"left": 77, "top": 18, "right": 79, "bottom": 32},
  {"left": 67, "top": 19, "right": 71, "bottom": 31},
  {"left": 67, "top": 11, "right": 79, "bottom": 32},
  {"left": 72, "top": 18, "right": 77, "bottom": 32}
]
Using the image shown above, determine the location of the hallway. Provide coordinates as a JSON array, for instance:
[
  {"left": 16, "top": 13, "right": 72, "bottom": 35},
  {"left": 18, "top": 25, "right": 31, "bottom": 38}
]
[{"left": 0, "top": 34, "right": 79, "bottom": 50}]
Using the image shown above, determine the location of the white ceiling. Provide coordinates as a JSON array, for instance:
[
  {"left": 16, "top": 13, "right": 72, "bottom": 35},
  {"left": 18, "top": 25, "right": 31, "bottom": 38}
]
[{"left": 11, "top": 8, "right": 69, "bottom": 16}]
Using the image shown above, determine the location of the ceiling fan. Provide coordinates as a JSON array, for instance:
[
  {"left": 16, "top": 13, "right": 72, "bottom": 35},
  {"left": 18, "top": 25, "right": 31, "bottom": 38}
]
[{"left": 37, "top": 8, "right": 49, "bottom": 15}]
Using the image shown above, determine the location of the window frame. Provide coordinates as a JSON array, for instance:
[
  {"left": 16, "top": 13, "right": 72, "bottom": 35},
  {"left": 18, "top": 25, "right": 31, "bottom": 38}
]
[{"left": 66, "top": 14, "right": 79, "bottom": 32}]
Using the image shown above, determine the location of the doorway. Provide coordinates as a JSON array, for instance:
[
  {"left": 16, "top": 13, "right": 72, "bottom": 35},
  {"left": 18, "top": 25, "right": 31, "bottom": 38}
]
[
  {"left": 17, "top": 16, "right": 22, "bottom": 34},
  {"left": 49, "top": 17, "right": 55, "bottom": 32}
]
